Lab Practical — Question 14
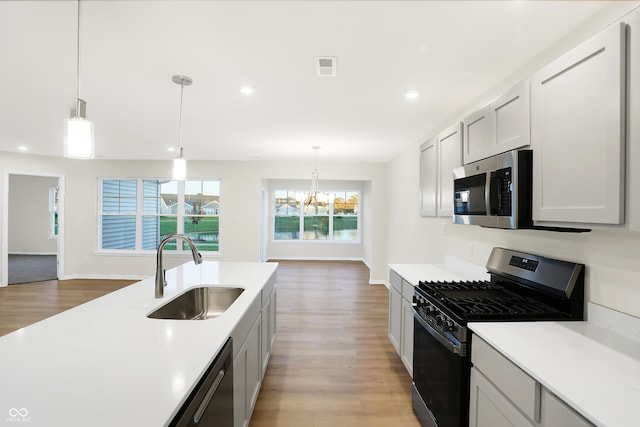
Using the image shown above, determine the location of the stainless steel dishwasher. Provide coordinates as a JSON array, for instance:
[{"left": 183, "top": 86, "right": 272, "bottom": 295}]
[{"left": 170, "top": 337, "right": 233, "bottom": 427}]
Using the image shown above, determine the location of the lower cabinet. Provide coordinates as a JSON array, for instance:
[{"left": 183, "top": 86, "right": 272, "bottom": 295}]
[
  {"left": 232, "top": 276, "right": 277, "bottom": 427},
  {"left": 470, "top": 335, "right": 594, "bottom": 427},
  {"left": 400, "top": 296, "right": 414, "bottom": 376},
  {"left": 234, "top": 317, "right": 262, "bottom": 427},
  {"left": 388, "top": 269, "right": 414, "bottom": 376},
  {"left": 388, "top": 284, "right": 402, "bottom": 353},
  {"left": 469, "top": 367, "right": 535, "bottom": 427}
]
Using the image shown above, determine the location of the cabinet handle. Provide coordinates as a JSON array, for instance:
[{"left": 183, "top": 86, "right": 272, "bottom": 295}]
[{"left": 193, "top": 368, "right": 225, "bottom": 424}]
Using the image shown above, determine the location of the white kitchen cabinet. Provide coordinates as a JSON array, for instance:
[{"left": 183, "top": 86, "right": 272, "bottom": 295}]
[
  {"left": 419, "top": 138, "right": 438, "bottom": 217},
  {"left": 531, "top": 22, "right": 626, "bottom": 225},
  {"left": 260, "top": 284, "right": 277, "bottom": 376},
  {"left": 400, "top": 296, "right": 414, "bottom": 376},
  {"left": 233, "top": 295, "right": 261, "bottom": 427},
  {"left": 388, "top": 269, "right": 415, "bottom": 375},
  {"left": 493, "top": 81, "right": 530, "bottom": 156},
  {"left": 233, "top": 274, "right": 277, "bottom": 427},
  {"left": 388, "top": 282, "right": 402, "bottom": 354},
  {"left": 437, "top": 122, "right": 463, "bottom": 218},
  {"left": 470, "top": 335, "right": 595, "bottom": 427},
  {"left": 469, "top": 367, "right": 535, "bottom": 427},
  {"left": 540, "top": 388, "right": 593, "bottom": 427},
  {"left": 463, "top": 106, "right": 492, "bottom": 164},
  {"left": 626, "top": 8, "right": 640, "bottom": 231},
  {"left": 463, "top": 81, "right": 530, "bottom": 164}
]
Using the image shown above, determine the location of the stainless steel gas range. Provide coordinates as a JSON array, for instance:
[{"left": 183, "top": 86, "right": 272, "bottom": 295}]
[{"left": 411, "top": 247, "right": 585, "bottom": 427}]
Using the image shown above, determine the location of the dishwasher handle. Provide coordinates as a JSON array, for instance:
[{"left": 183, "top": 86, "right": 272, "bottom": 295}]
[{"left": 193, "top": 368, "right": 226, "bottom": 424}]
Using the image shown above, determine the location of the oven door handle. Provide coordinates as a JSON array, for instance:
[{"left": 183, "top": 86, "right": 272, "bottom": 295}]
[{"left": 413, "top": 308, "right": 464, "bottom": 357}]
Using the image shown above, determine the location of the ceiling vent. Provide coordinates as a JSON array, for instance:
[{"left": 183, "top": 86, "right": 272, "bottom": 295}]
[{"left": 316, "top": 56, "right": 337, "bottom": 77}]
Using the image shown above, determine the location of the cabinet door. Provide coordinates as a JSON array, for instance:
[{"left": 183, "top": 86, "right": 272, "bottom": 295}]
[
  {"left": 627, "top": 9, "right": 640, "bottom": 231},
  {"left": 260, "top": 293, "right": 272, "bottom": 376},
  {"left": 233, "top": 344, "right": 248, "bottom": 427},
  {"left": 400, "top": 297, "right": 414, "bottom": 376},
  {"left": 540, "top": 388, "right": 594, "bottom": 427},
  {"left": 463, "top": 106, "right": 492, "bottom": 164},
  {"left": 437, "top": 122, "right": 463, "bottom": 218},
  {"left": 246, "top": 317, "right": 262, "bottom": 418},
  {"left": 419, "top": 139, "right": 438, "bottom": 217},
  {"left": 233, "top": 317, "right": 262, "bottom": 427},
  {"left": 531, "top": 23, "right": 626, "bottom": 225},
  {"left": 388, "top": 286, "right": 402, "bottom": 354},
  {"left": 491, "top": 80, "right": 530, "bottom": 155},
  {"left": 469, "top": 367, "right": 535, "bottom": 427}
]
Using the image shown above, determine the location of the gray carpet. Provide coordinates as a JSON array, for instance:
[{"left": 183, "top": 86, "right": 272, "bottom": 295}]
[{"left": 8, "top": 255, "right": 57, "bottom": 284}]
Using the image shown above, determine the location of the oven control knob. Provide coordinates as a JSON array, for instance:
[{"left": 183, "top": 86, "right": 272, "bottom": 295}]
[
  {"left": 444, "top": 319, "right": 454, "bottom": 332},
  {"left": 435, "top": 315, "right": 443, "bottom": 326}
]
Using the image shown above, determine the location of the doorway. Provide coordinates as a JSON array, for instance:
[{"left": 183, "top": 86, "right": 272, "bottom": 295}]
[{"left": 2, "top": 173, "right": 64, "bottom": 286}]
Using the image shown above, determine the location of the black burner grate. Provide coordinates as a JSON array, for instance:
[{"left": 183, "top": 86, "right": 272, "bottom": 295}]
[{"left": 418, "top": 280, "right": 565, "bottom": 320}]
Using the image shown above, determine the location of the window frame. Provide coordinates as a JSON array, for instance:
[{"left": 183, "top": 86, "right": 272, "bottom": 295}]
[
  {"left": 272, "top": 189, "right": 360, "bottom": 244},
  {"left": 97, "top": 178, "right": 221, "bottom": 254},
  {"left": 48, "top": 185, "right": 58, "bottom": 239}
]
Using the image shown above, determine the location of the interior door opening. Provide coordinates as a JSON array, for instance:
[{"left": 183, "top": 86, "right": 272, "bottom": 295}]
[{"left": 3, "top": 173, "right": 64, "bottom": 286}]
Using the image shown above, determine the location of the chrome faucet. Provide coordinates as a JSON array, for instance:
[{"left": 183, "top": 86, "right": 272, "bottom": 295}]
[{"left": 155, "top": 233, "right": 203, "bottom": 298}]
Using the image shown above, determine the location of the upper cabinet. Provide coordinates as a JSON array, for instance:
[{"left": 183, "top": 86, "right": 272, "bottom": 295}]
[
  {"left": 437, "top": 122, "right": 463, "bottom": 218},
  {"left": 419, "top": 123, "right": 462, "bottom": 218},
  {"left": 531, "top": 23, "right": 626, "bottom": 225},
  {"left": 419, "top": 139, "right": 437, "bottom": 217},
  {"left": 463, "top": 80, "right": 530, "bottom": 164}
]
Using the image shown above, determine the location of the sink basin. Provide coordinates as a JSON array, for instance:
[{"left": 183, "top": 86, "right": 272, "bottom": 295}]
[{"left": 147, "top": 286, "right": 245, "bottom": 320}]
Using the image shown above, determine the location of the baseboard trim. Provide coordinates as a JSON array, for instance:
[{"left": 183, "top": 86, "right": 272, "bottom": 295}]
[{"left": 9, "top": 252, "right": 57, "bottom": 256}]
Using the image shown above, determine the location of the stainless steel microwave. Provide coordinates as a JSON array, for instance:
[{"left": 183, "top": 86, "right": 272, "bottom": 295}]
[{"left": 452, "top": 150, "right": 533, "bottom": 229}]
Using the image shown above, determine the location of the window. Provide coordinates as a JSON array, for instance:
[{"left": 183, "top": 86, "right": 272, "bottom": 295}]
[
  {"left": 273, "top": 189, "right": 359, "bottom": 242},
  {"left": 99, "top": 179, "right": 220, "bottom": 252}
]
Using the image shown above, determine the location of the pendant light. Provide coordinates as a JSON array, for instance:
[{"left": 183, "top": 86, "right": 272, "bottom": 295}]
[
  {"left": 63, "top": 0, "right": 94, "bottom": 159},
  {"left": 296, "top": 146, "right": 323, "bottom": 214},
  {"left": 172, "top": 75, "right": 193, "bottom": 180}
]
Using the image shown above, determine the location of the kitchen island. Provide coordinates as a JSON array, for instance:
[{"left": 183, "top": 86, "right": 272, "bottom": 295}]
[{"left": 0, "top": 261, "right": 278, "bottom": 426}]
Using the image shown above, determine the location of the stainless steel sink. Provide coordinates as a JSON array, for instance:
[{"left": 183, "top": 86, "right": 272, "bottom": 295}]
[{"left": 147, "top": 286, "right": 245, "bottom": 320}]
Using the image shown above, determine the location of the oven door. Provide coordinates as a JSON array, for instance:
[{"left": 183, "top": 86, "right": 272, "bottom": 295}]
[{"left": 412, "top": 310, "right": 469, "bottom": 427}]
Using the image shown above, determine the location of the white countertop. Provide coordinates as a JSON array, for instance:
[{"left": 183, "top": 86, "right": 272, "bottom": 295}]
[
  {"left": 470, "top": 319, "right": 640, "bottom": 427},
  {"left": 0, "top": 261, "right": 278, "bottom": 426},
  {"left": 389, "top": 257, "right": 489, "bottom": 286}
]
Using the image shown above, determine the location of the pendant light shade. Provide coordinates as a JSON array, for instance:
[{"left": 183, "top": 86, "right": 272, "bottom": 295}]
[
  {"left": 171, "top": 75, "right": 193, "bottom": 180},
  {"left": 173, "top": 148, "right": 187, "bottom": 181},
  {"left": 64, "top": 0, "right": 94, "bottom": 159},
  {"left": 64, "top": 116, "right": 94, "bottom": 159}
]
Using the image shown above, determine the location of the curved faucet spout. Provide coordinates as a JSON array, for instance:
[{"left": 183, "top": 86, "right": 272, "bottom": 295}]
[{"left": 155, "top": 233, "right": 203, "bottom": 298}]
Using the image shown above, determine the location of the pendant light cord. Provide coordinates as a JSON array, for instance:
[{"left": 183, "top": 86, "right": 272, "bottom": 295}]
[
  {"left": 178, "top": 82, "right": 185, "bottom": 158},
  {"left": 75, "top": 0, "right": 82, "bottom": 115}
]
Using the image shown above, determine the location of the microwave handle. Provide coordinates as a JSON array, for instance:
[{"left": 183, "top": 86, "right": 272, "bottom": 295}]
[
  {"left": 484, "top": 172, "right": 492, "bottom": 215},
  {"left": 489, "top": 174, "right": 501, "bottom": 213}
]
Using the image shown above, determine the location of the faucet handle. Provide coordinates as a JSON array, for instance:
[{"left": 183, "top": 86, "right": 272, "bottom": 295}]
[{"left": 163, "top": 269, "right": 167, "bottom": 287}]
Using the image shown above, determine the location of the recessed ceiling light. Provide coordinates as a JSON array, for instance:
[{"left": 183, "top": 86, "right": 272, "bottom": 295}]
[
  {"left": 168, "top": 147, "right": 176, "bottom": 152},
  {"left": 404, "top": 89, "right": 420, "bottom": 100},
  {"left": 240, "top": 86, "right": 255, "bottom": 95},
  {"left": 17, "top": 145, "right": 27, "bottom": 151}
]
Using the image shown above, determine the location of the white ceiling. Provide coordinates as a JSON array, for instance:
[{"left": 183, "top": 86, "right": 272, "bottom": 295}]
[{"left": 0, "top": 0, "right": 613, "bottom": 163}]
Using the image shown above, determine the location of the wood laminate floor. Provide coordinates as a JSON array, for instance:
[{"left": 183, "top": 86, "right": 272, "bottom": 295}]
[
  {"left": 0, "top": 262, "right": 419, "bottom": 426},
  {"left": 0, "top": 279, "right": 135, "bottom": 337},
  {"left": 250, "top": 261, "right": 419, "bottom": 427}
]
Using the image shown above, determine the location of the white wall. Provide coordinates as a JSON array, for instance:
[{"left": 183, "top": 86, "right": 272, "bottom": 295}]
[
  {"left": 0, "top": 153, "right": 387, "bottom": 284},
  {"left": 385, "top": 2, "right": 640, "bottom": 319},
  {"left": 8, "top": 174, "right": 58, "bottom": 254}
]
